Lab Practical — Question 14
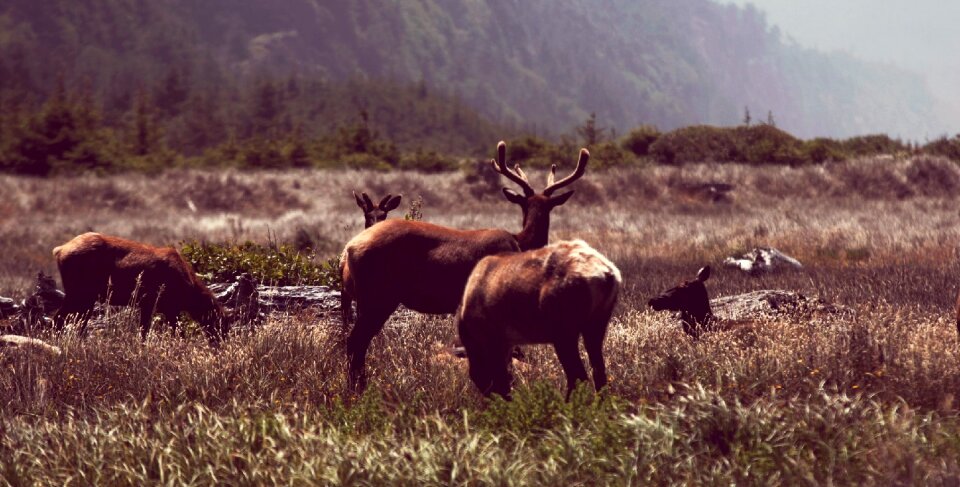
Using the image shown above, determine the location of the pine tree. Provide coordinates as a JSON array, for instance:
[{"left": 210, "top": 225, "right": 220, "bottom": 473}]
[{"left": 576, "top": 112, "right": 607, "bottom": 146}]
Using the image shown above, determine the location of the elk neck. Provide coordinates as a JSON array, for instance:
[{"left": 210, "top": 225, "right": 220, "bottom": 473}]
[{"left": 513, "top": 204, "right": 551, "bottom": 251}]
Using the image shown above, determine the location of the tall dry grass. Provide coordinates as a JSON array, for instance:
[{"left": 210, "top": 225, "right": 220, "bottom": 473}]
[{"left": 2, "top": 156, "right": 960, "bottom": 483}]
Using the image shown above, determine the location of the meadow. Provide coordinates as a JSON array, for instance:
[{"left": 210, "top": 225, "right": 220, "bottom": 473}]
[{"left": 2, "top": 155, "right": 960, "bottom": 485}]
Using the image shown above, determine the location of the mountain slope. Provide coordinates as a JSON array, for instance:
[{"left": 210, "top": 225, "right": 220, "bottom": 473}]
[{"left": 0, "top": 0, "right": 944, "bottom": 140}]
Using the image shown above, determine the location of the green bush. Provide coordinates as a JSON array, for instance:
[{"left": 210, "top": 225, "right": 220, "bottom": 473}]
[
  {"left": 337, "top": 152, "right": 394, "bottom": 171},
  {"left": 841, "top": 134, "right": 908, "bottom": 157},
  {"left": 398, "top": 149, "right": 457, "bottom": 172},
  {"left": 649, "top": 125, "right": 739, "bottom": 165},
  {"left": 803, "top": 137, "right": 848, "bottom": 164},
  {"left": 620, "top": 125, "right": 660, "bottom": 157},
  {"left": 506, "top": 135, "right": 551, "bottom": 164},
  {"left": 180, "top": 240, "right": 341, "bottom": 287},
  {"left": 589, "top": 141, "right": 635, "bottom": 169},
  {"left": 733, "top": 125, "right": 804, "bottom": 165},
  {"left": 922, "top": 136, "right": 960, "bottom": 161}
]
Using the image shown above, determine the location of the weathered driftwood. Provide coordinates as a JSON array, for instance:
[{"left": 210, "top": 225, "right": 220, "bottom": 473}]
[
  {"left": 0, "top": 272, "right": 64, "bottom": 333},
  {"left": 207, "top": 273, "right": 341, "bottom": 318},
  {"left": 723, "top": 247, "right": 803, "bottom": 275},
  {"left": 2, "top": 272, "right": 342, "bottom": 334},
  {"left": 0, "top": 334, "right": 62, "bottom": 357},
  {"left": 710, "top": 290, "right": 852, "bottom": 321}
]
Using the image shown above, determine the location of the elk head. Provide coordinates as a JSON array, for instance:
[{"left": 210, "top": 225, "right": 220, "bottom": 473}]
[
  {"left": 491, "top": 141, "right": 588, "bottom": 250},
  {"left": 354, "top": 191, "right": 403, "bottom": 228},
  {"left": 648, "top": 266, "right": 713, "bottom": 338}
]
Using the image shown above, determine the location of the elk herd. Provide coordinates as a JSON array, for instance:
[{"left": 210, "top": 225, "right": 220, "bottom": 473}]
[{"left": 9, "top": 139, "right": 930, "bottom": 400}]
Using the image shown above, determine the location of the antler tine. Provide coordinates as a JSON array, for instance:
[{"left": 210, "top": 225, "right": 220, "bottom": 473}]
[
  {"left": 546, "top": 164, "right": 557, "bottom": 187},
  {"left": 514, "top": 164, "right": 528, "bottom": 181},
  {"left": 543, "top": 148, "right": 589, "bottom": 196},
  {"left": 489, "top": 140, "right": 535, "bottom": 196}
]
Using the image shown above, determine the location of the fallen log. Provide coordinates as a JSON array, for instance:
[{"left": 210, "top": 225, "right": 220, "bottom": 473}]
[{"left": 710, "top": 289, "right": 853, "bottom": 321}]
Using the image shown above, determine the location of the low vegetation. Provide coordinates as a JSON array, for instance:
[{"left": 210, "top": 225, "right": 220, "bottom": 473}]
[{"left": 3, "top": 81, "right": 958, "bottom": 176}]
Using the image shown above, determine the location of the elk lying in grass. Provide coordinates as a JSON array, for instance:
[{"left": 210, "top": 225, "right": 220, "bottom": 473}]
[
  {"left": 341, "top": 191, "right": 403, "bottom": 325},
  {"left": 341, "top": 141, "right": 589, "bottom": 391},
  {"left": 648, "top": 266, "right": 715, "bottom": 339},
  {"left": 648, "top": 266, "right": 760, "bottom": 339},
  {"left": 456, "top": 240, "right": 621, "bottom": 398},
  {"left": 53, "top": 232, "right": 229, "bottom": 345}
]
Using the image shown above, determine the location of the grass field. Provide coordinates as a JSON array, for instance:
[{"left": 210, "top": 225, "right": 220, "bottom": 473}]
[{"left": 2, "top": 156, "right": 960, "bottom": 484}]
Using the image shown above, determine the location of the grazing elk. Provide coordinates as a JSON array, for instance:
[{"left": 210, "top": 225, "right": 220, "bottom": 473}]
[
  {"left": 341, "top": 141, "right": 589, "bottom": 391},
  {"left": 457, "top": 240, "right": 621, "bottom": 398},
  {"left": 52, "top": 232, "right": 229, "bottom": 344},
  {"left": 341, "top": 191, "right": 403, "bottom": 325}
]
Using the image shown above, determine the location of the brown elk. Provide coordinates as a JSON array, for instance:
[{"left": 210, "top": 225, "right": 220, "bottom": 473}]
[
  {"left": 354, "top": 191, "right": 402, "bottom": 229},
  {"left": 648, "top": 266, "right": 718, "bottom": 339},
  {"left": 341, "top": 141, "right": 589, "bottom": 391},
  {"left": 648, "top": 266, "right": 740, "bottom": 339},
  {"left": 341, "top": 191, "right": 403, "bottom": 325},
  {"left": 52, "top": 232, "right": 229, "bottom": 344},
  {"left": 456, "top": 240, "right": 621, "bottom": 398}
]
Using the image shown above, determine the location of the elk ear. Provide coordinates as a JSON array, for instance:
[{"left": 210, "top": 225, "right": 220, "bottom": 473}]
[
  {"left": 361, "top": 192, "right": 375, "bottom": 210},
  {"left": 380, "top": 194, "right": 402, "bottom": 211},
  {"left": 502, "top": 188, "right": 526, "bottom": 205},
  {"left": 548, "top": 190, "right": 575, "bottom": 207},
  {"left": 353, "top": 191, "right": 368, "bottom": 210},
  {"left": 697, "top": 266, "right": 711, "bottom": 282}
]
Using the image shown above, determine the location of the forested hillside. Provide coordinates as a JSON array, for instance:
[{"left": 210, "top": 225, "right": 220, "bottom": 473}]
[{"left": 0, "top": 0, "right": 944, "bottom": 163}]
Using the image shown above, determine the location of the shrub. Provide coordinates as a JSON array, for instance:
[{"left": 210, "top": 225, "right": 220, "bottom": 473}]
[
  {"left": 922, "top": 135, "right": 960, "bottom": 161},
  {"left": 802, "top": 138, "right": 848, "bottom": 164},
  {"left": 180, "top": 240, "right": 341, "bottom": 287},
  {"left": 841, "top": 134, "right": 908, "bottom": 157},
  {"left": 649, "top": 125, "right": 739, "bottom": 165},
  {"left": 620, "top": 125, "right": 660, "bottom": 157},
  {"left": 733, "top": 125, "right": 804, "bottom": 165},
  {"left": 337, "top": 153, "right": 393, "bottom": 171},
  {"left": 588, "top": 141, "right": 635, "bottom": 169},
  {"left": 397, "top": 149, "right": 457, "bottom": 172}
]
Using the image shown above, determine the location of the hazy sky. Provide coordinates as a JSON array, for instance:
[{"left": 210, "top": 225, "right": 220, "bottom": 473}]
[{"left": 723, "top": 0, "right": 960, "bottom": 129}]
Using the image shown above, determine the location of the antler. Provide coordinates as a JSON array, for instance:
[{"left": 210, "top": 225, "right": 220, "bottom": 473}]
[
  {"left": 490, "top": 141, "right": 535, "bottom": 197},
  {"left": 543, "top": 148, "right": 589, "bottom": 196}
]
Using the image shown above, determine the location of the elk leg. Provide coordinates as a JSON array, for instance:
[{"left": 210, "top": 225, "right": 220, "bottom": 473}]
[
  {"left": 582, "top": 326, "right": 608, "bottom": 391},
  {"left": 162, "top": 311, "right": 181, "bottom": 338},
  {"left": 138, "top": 299, "right": 158, "bottom": 341},
  {"left": 553, "top": 337, "right": 589, "bottom": 399},
  {"left": 346, "top": 300, "right": 397, "bottom": 393},
  {"left": 489, "top": 344, "right": 514, "bottom": 400},
  {"left": 340, "top": 291, "right": 354, "bottom": 329},
  {"left": 54, "top": 293, "right": 96, "bottom": 335}
]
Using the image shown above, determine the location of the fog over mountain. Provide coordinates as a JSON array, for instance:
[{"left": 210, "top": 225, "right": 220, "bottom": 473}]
[
  {"left": 0, "top": 0, "right": 950, "bottom": 141},
  {"left": 724, "top": 0, "right": 960, "bottom": 138}
]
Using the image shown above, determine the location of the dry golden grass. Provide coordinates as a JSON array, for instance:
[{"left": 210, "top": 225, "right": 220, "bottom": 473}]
[{"left": 2, "top": 157, "right": 960, "bottom": 484}]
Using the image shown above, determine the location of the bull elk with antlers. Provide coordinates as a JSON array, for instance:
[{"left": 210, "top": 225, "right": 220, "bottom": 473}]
[
  {"left": 52, "top": 232, "right": 229, "bottom": 344},
  {"left": 341, "top": 141, "right": 589, "bottom": 391},
  {"left": 457, "top": 239, "right": 621, "bottom": 398}
]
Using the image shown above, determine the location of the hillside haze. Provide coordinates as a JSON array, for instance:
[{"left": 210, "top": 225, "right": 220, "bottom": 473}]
[{"left": 0, "top": 0, "right": 945, "bottom": 141}]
